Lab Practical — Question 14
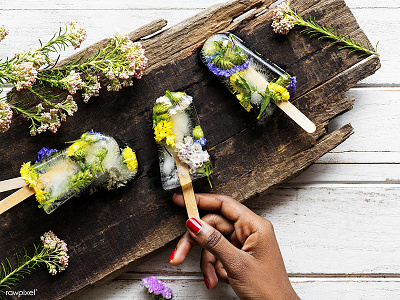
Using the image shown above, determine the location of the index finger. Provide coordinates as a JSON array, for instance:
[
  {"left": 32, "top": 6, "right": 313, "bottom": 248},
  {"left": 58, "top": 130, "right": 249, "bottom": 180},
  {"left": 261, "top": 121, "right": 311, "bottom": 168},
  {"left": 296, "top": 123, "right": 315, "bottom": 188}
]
[{"left": 172, "top": 193, "right": 256, "bottom": 222}]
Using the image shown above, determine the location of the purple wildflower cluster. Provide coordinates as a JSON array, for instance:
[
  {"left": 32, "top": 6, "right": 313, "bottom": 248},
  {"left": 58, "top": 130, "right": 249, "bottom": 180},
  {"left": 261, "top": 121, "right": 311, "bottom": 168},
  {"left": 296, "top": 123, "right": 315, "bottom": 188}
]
[
  {"left": 0, "top": 100, "right": 12, "bottom": 133},
  {"left": 207, "top": 60, "right": 249, "bottom": 77},
  {"left": 0, "top": 24, "right": 9, "bottom": 42},
  {"left": 40, "top": 231, "right": 69, "bottom": 275},
  {"left": 272, "top": 2, "right": 295, "bottom": 35},
  {"left": 36, "top": 147, "right": 58, "bottom": 162},
  {"left": 142, "top": 277, "right": 172, "bottom": 299},
  {"left": 287, "top": 76, "right": 297, "bottom": 94}
]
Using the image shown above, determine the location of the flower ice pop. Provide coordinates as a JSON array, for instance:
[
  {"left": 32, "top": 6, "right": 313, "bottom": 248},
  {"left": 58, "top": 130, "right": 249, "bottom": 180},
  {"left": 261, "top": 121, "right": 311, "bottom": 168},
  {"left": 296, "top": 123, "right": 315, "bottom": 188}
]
[
  {"left": 200, "top": 33, "right": 316, "bottom": 133},
  {"left": 153, "top": 91, "right": 213, "bottom": 218},
  {"left": 0, "top": 131, "right": 138, "bottom": 214}
]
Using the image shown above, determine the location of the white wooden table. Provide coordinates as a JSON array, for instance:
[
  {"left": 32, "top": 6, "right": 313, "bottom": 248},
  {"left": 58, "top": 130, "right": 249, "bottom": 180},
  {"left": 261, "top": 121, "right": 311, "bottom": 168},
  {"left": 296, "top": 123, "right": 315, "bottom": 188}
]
[{"left": 1, "top": 1, "right": 399, "bottom": 299}]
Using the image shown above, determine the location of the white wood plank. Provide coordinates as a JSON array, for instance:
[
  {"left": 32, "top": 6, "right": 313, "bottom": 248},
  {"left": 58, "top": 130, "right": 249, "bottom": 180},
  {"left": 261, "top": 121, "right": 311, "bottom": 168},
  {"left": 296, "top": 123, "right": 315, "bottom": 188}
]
[
  {"left": 317, "top": 88, "right": 400, "bottom": 163},
  {"left": 289, "top": 164, "right": 400, "bottom": 183},
  {"left": 76, "top": 275, "right": 400, "bottom": 300},
  {"left": 126, "top": 187, "right": 400, "bottom": 275}
]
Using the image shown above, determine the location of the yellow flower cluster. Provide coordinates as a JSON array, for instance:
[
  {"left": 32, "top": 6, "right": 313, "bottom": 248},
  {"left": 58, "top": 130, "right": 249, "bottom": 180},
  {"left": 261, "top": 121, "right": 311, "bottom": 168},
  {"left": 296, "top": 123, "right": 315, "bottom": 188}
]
[
  {"left": 35, "top": 189, "right": 47, "bottom": 204},
  {"left": 268, "top": 82, "right": 290, "bottom": 102},
  {"left": 20, "top": 162, "right": 38, "bottom": 188},
  {"left": 122, "top": 146, "right": 138, "bottom": 172},
  {"left": 67, "top": 140, "right": 89, "bottom": 157},
  {"left": 154, "top": 120, "right": 176, "bottom": 147}
]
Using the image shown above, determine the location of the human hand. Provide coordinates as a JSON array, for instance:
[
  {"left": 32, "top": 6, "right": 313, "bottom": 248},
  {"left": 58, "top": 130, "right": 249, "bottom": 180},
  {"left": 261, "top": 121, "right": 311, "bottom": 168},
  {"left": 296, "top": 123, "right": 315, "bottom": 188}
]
[{"left": 169, "top": 193, "right": 299, "bottom": 300}]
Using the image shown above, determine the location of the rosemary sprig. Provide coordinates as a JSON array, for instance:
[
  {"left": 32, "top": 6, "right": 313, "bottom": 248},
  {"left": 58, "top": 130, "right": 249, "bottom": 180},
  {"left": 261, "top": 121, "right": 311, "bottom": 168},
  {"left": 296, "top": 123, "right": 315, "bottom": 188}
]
[
  {"left": 291, "top": 9, "right": 379, "bottom": 57},
  {"left": 271, "top": 3, "right": 379, "bottom": 57},
  {"left": 0, "top": 231, "right": 68, "bottom": 294}
]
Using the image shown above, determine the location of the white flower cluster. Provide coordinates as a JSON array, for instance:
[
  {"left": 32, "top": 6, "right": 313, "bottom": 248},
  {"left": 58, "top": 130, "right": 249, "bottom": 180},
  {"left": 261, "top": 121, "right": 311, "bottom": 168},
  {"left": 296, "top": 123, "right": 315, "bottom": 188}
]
[
  {"left": 155, "top": 92, "right": 193, "bottom": 115},
  {"left": 175, "top": 136, "right": 209, "bottom": 171}
]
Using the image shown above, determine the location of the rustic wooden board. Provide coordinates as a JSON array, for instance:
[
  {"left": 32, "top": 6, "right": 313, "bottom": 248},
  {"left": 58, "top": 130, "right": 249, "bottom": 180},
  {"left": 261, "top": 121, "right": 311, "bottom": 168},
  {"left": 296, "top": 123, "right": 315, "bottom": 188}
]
[{"left": 0, "top": 0, "right": 380, "bottom": 298}]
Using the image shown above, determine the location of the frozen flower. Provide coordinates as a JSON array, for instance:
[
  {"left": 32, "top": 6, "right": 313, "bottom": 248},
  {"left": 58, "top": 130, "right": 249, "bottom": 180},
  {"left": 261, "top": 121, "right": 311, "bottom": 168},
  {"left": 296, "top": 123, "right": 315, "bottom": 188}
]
[
  {"left": 192, "top": 125, "right": 204, "bottom": 140},
  {"left": 154, "top": 120, "right": 176, "bottom": 147},
  {"left": 268, "top": 82, "right": 290, "bottom": 103},
  {"left": 272, "top": 2, "right": 295, "bottom": 35},
  {"left": 40, "top": 231, "right": 69, "bottom": 275},
  {"left": 175, "top": 136, "right": 210, "bottom": 171},
  {"left": 195, "top": 137, "right": 207, "bottom": 146},
  {"left": 37, "top": 147, "right": 58, "bottom": 162},
  {"left": 0, "top": 24, "right": 9, "bottom": 42},
  {"left": 0, "top": 99, "right": 13, "bottom": 133},
  {"left": 168, "top": 93, "right": 193, "bottom": 115},
  {"left": 142, "top": 277, "right": 172, "bottom": 300},
  {"left": 287, "top": 76, "right": 297, "bottom": 94},
  {"left": 20, "top": 162, "right": 38, "bottom": 187},
  {"left": 10, "top": 61, "right": 38, "bottom": 90},
  {"left": 122, "top": 146, "right": 138, "bottom": 173},
  {"left": 207, "top": 60, "right": 249, "bottom": 77},
  {"left": 66, "top": 22, "right": 87, "bottom": 49}
]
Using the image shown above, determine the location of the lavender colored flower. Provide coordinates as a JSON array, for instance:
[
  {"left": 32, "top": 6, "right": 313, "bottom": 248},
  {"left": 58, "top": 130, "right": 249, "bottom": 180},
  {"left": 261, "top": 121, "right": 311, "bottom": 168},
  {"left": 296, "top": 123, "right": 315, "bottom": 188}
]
[
  {"left": 286, "top": 76, "right": 297, "bottom": 94},
  {"left": 207, "top": 60, "right": 249, "bottom": 77},
  {"left": 195, "top": 137, "right": 207, "bottom": 146},
  {"left": 142, "top": 276, "right": 172, "bottom": 299},
  {"left": 37, "top": 147, "right": 58, "bottom": 162}
]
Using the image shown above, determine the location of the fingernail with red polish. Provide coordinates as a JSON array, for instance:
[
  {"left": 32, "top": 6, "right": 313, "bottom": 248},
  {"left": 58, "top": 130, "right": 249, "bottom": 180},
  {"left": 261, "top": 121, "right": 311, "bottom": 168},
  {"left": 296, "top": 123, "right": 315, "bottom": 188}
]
[
  {"left": 169, "top": 248, "right": 176, "bottom": 262},
  {"left": 186, "top": 218, "right": 202, "bottom": 234},
  {"left": 173, "top": 192, "right": 182, "bottom": 196},
  {"left": 203, "top": 275, "right": 211, "bottom": 289}
]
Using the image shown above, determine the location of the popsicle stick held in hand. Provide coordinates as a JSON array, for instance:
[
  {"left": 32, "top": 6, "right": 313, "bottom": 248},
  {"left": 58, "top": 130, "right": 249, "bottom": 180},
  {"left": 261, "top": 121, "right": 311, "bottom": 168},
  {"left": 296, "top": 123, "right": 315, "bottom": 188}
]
[
  {"left": 0, "top": 177, "right": 27, "bottom": 193},
  {"left": 0, "top": 186, "right": 34, "bottom": 215},
  {"left": 174, "top": 155, "right": 200, "bottom": 219}
]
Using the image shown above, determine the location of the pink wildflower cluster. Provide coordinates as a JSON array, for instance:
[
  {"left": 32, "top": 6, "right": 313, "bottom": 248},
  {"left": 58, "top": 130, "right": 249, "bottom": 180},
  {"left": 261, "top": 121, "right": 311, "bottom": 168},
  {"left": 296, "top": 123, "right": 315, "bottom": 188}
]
[
  {"left": 0, "top": 100, "right": 13, "bottom": 133},
  {"left": 272, "top": 2, "right": 295, "bottom": 35},
  {"left": 82, "top": 74, "right": 101, "bottom": 103},
  {"left": 40, "top": 231, "right": 69, "bottom": 275},
  {"left": 106, "top": 33, "right": 147, "bottom": 92},
  {"left": 0, "top": 24, "right": 9, "bottom": 42},
  {"left": 66, "top": 22, "right": 87, "bottom": 49},
  {"left": 11, "top": 61, "right": 38, "bottom": 91},
  {"left": 62, "top": 70, "right": 84, "bottom": 94},
  {"left": 14, "top": 47, "right": 48, "bottom": 68}
]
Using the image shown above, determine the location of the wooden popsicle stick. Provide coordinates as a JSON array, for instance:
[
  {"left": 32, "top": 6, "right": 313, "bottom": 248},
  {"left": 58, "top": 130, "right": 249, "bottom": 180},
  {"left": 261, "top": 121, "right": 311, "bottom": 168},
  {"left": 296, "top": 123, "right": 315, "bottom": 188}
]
[
  {"left": 275, "top": 101, "right": 316, "bottom": 133},
  {"left": 174, "top": 155, "right": 200, "bottom": 219},
  {"left": 241, "top": 67, "right": 316, "bottom": 133},
  {"left": 0, "top": 185, "right": 34, "bottom": 215},
  {"left": 0, "top": 177, "right": 27, "bottom": 193}
]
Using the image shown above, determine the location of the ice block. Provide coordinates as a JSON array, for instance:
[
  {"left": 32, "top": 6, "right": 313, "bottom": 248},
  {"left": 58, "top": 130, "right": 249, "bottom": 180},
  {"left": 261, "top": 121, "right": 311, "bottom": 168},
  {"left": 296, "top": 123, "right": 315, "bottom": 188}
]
[
  {"left": 0, "top": 131, "right": 138, "bottom": 214},
  {"left": 153, "top": 91, "right": 213, "bottom": 218},
  {"left": 200, "top": 33, "right": 316, "bottom": 133}
]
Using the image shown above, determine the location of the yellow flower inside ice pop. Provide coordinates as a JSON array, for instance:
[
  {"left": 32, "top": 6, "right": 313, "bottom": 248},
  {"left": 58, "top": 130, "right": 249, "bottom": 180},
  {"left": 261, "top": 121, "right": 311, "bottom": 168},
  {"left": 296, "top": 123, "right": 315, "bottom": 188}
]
[
  {"left": 268, "top": 82, "right": 290, "bottom": 102},
  {"left": 122, "top": 146, "right": 138, "bottom": 172},
  {"left": 20, "top": 162, "right": 38, "bottom": 188},
  {"left": 154, "top": 120, "right": 176, "bottom": 147}
]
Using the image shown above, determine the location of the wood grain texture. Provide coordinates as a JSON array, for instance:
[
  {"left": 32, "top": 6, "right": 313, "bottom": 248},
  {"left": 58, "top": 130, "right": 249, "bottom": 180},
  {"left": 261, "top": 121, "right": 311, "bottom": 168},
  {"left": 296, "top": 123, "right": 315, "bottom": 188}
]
[{"left": 0, "top": 0, "right": 380, "bottom": 299}]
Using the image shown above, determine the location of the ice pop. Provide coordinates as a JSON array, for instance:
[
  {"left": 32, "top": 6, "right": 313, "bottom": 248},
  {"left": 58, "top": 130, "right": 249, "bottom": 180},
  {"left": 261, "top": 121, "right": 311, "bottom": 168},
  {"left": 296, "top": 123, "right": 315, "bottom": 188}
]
[
  {"left": 200, "top": 33, "right": 316, "bottom": 133},
  {"left": 0, "top": 131, "right": 138, "bottom": 214},
  {"left": 153, "top": 91, "right": 213, "bottom": 218}
]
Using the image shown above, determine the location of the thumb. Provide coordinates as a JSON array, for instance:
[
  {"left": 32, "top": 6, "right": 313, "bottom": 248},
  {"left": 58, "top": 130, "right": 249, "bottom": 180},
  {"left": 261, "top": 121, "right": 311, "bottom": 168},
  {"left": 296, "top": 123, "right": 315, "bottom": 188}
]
[{"left": 186, "top": 218, "right": 242, "bottom": 268}]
